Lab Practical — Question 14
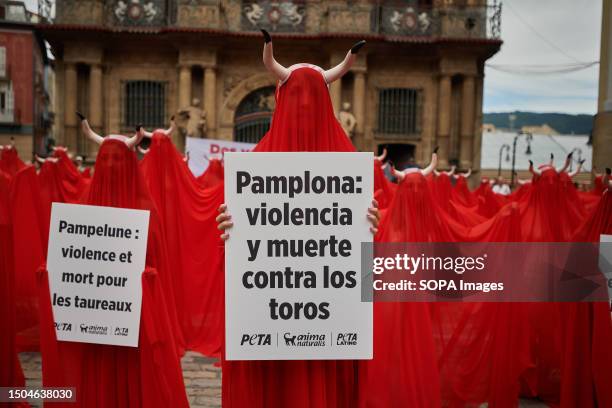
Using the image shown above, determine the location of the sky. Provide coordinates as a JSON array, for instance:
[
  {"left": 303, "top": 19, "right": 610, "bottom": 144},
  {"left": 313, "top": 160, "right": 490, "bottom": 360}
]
[
  {"left": 22, "top": 0, "right": 603, "bottom": 115},
  {"left": 483, "top": 0, "right": 602, "bottom": 114}
]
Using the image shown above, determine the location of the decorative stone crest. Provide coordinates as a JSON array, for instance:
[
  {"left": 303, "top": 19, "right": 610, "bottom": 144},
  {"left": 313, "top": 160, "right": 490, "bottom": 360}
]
[
  {"left": 111, "top": 0, "right": 166, "bottom": 26},
  {"left": 241, "top": 1, "right": 306, "bottom": 32}
]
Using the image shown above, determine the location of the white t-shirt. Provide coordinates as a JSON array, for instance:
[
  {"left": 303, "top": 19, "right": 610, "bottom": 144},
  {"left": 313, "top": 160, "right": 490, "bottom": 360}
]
[{"left": 492, "top": 184, "right": 511, "bottom": 195}]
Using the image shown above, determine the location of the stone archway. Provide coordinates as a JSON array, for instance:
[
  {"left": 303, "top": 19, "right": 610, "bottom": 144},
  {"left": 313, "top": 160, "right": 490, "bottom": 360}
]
[{"left": 218, "top": 73, "right": 276, "bottom": 140}]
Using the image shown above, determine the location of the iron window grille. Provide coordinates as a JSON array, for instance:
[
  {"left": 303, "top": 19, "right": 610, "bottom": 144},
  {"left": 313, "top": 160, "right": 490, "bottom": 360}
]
[
  {"left": 377, "top": 88, "right": 423, "bottom": 137},
  {"left": 121, "top": 80, "right": 168, "bottom": 131}
]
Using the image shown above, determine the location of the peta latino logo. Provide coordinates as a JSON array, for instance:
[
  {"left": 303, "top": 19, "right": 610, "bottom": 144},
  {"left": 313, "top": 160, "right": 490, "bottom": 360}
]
[
  {"left": 336, "top": 333, "right": 358, "bottom": 346},
  {"left": 240, "top": 333, "right": 272, "bottom": 346},
  {"left": 79, "top": 323, "right": 108, "bottom": 336},
  {"left": 283, "top": 332, "right": 326, "bottom": 347}
]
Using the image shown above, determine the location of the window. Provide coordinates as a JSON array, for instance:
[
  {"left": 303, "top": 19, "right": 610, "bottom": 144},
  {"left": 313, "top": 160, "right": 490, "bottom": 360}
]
[
  {"left": 377, "top": 88, "right": 422, "bottom": 136},
  {"left": 0, "top": 47, "right": 6, "bottom": 77},
  {"left": 122, "top": 80, "right": 167, "bottom": 130},
  {"left": 234, "top": 86, "right": 275, "bottom": 143},
  {"left": 0, "top": 92, "right": 5, "bottom": 111}
]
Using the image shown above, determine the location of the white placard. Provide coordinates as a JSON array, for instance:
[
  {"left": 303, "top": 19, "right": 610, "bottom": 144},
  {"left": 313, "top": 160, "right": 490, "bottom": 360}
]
[
  {"left": 185, "top": 137, "right": 255, "bottom": 177},
  {"left": 224, "top": 152, "right": 373, "bottom": 360},
  {"left": 46, "top": 203, "right": 150, "bottom": 347}
]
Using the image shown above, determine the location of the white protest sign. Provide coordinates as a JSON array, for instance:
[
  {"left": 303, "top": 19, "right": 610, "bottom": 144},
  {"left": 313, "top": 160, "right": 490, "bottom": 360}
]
[
  {"left": 46, "top": 203, "right": 150, "bottom": 347},
  {"left": 224, "top": 152, "right": 373, "bottom": 360},
  {"left": 185, "top": 137, "right": 255, "bottom": 177}
]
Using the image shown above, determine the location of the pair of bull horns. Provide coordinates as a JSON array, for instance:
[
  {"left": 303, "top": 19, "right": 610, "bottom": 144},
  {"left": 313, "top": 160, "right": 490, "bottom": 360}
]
[
  {"left": 391, "top": 150, "right": 438, "bottom": 180},
  {"left": 78, "top": 112, "right": 173, "bottom": 149},
  {"left": 261, "top": 29, "right": 365, "bottom": 84}
]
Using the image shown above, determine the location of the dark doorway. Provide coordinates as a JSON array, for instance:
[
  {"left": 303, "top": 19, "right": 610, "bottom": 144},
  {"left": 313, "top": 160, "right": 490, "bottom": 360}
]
[{"left": 377, "top": 143, "right": 416, "bottom": 170}]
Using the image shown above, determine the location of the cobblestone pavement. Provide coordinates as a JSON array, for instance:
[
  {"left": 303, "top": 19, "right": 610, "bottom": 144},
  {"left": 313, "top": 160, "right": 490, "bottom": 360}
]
[{"left": 19, "top": 352, "right": 547, "bottom": 407}]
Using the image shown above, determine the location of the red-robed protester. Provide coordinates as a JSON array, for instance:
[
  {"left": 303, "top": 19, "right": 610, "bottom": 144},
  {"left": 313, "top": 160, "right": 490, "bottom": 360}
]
[
  {"left": 196, "top": 157, "right": 225, "bottom": 189},
  {"left": 10, "top": 165, "right": 47, "bottom": 351},
  {"left": 0, "top": 145, "right": 26, "bottom": 176},
  {"left": 140, "top": 127, "right": 223, "bottom": 357},
  {"left": 37, "top": 137, "right": 188, "bottom": 407},
  {"left": 221, "top": 31, "right": 366, "bottom": 408},
  {"left": 359, "top": 162, "right": 443, "bottom": 408},
  {"left": 561, "top": 176, "right": 612, "bottom": 408},
  {"left": 0, "top": 169, "right": 28, "bottom": 406}
]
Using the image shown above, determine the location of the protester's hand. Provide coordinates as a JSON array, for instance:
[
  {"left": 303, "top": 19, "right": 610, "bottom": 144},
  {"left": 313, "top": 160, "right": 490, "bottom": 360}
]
[
  {"left": 216, "top": 204, "right": 233, "bottom": 241},
  {"left": 368, "top": 199, "right": 380, "bottom": 235}
]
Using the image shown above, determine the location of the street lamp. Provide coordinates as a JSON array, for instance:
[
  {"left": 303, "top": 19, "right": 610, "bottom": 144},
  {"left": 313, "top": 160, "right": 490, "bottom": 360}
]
[
  {"left": 511, "top": 131, "right": 533, "bottom": 186},
  {"left": 498, "top": 143, "right": 510, "bottom": 176},
  {"left": 568, "top": 148, "right": 582, "bottom": 171}
]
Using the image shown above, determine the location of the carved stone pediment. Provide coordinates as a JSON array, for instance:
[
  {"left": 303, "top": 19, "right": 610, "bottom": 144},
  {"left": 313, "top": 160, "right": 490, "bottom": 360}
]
[
  {"left": 56, "top": 0, "right": 105, "bottom": 25},
  {"left": 177, "top": 0, "right": 221, "bottom": 28}
]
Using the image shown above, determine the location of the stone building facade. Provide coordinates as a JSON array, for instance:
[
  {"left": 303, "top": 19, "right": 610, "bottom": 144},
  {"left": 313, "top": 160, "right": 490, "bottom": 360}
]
[
  {"left": 0, "top": 0, "right": 53, "bottom": 158},
  {"left": 39, "top": 0, "right": 501, "bottom": 173}
]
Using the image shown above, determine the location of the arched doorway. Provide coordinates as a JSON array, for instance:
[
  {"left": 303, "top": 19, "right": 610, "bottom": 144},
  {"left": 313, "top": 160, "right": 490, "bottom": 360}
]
[{"left": 234, "top": 86, "right": 276, "bottom": 143}]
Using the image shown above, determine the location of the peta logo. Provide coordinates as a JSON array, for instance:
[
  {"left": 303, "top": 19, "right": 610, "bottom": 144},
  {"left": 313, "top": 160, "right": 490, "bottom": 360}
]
[
  {"left": 240, "top": 334, "right": 271, "bottom": 346},
  {"left": 336, "top": 333, "right": 358, "bottom": 346}
]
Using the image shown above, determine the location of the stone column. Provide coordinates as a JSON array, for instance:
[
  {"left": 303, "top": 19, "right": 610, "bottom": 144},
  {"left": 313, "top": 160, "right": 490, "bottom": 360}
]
[
  {"left": 178, "top": 65, "right": 191, "bottom": 110},
  {"left": 593, "top": 0, "right": 612, "bottom": 172},
  {"left": 64, "top": 62, "right": 78, "bottom": 150},
  {"left": 204, "top": 66, "right": 217, "bottom": 137},
  {"left": 353, "top": 70, "right": 366, "bottom": 135},
  {"left": 437, "top": 74, "right": 452, "bottom": 167},
  {"left": 88, "top": 63, "right": 103, "bottom": 158},
  {"left": 459, "top": 74, "right": 475, "bottom": 168}
]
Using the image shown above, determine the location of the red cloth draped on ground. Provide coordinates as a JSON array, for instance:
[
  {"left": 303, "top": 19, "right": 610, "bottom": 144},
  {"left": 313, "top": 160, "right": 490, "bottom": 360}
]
[
  {"left": 37, "top": 139, "right": 188, "bottom": 407},
  {"left": 558, "top": 189, "right": 612, "bottom": 408},
  {"left": 10, "top": 166, "right": 46, "bottom": 351},
  {"left": 358, "top": 172, "right": 444, "bottom": 407},
  {"left": 0, "top": 147, "right": 25, "bottom": 176},
  {"left": 0, "top": 170, "right": 27, "bottom": 402},
  {"left": 222, "top": 68, "right": 357, "bottom": 408},
  {"left": 140, "top": 132, "right": 223, "bottom": 357},
  {"left": 373, "top": 159, "right": 396, "bottom": 210},
  {"left": 196, "top": 158, "right": 224, "bottom": 189}
]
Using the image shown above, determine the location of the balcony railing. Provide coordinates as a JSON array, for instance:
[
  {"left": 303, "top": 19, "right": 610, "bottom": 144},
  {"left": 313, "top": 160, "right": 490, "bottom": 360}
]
[
  {"left": 50, "top": 0, "right": 501, "bottom": 41},
  {"left": 0, "top": 108, "right": 20, "bottom": 124}
]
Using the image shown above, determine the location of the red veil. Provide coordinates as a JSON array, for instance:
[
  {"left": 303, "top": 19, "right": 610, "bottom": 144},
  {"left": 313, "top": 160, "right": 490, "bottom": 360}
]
[
  {"left": 140, "top": 132, "right": 223, "bottom": 356},
  {"left": 196, "top": 158, "right": 224, "bottom": 189},
  {"left": 37, "top": 140, "right": 188, "bottom": 407},
  {"left": 223, "top": 67, "right": 358, "bottom": 408},
  {"left": 358, "top": 172, "right": 444, "bottom": 407},
  {"left": 0, "top": 169, "right": 27, "bottom": 398},
  {"left": 0, "top": 147, "right": 25, "bottom": 176}
]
